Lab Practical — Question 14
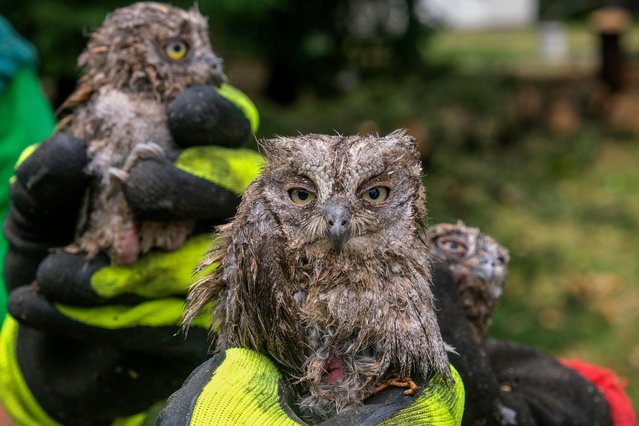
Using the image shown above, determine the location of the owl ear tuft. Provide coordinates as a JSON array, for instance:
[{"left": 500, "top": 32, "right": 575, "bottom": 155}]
[
  {"left": 385, "top": 129, "right": 418, "bottom": 152},
  {"left": 257, "top": 136, "right": 301, "bottom": 162},
  {"left": 257, "top": 137, "right": 281, "bottom": 161}
]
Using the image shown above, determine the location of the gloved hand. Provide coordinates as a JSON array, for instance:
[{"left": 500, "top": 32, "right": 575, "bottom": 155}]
[
  {"left": 1, "top": 244, "right": 214, "bottom": 426},
  {"left": 430, "top": 262, "right": 520, "bottom": 426},
  {"left": 484, "top": 339, "right": 613, "bottom": 426},
  {"left": 157, "top": 348, "right": 465, "bottom": 426},
  {"left": 431, "top": 262, "right": 616, "bottom": 426},
  {"left": 0, "top": 84, "right": 263, "bottom": 426},
  {"left": 3, "top": 82, "right": 259, "bottom": 294}
]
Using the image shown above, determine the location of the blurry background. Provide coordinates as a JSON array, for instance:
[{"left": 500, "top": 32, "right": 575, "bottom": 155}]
[{"left": 3, "top": 0, "right": 639, "bottom": 406}]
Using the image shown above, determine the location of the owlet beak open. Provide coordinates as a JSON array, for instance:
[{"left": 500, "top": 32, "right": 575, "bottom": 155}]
[{"left": 324, "top": 202, "right": 351, "bottom": 253}]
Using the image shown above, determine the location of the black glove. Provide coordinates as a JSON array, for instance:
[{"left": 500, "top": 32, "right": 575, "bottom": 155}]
[
  {"left": 484, "top": 339, "right": 611, "bottom": 426},
  {"left": 431, "top": 262, "right": 520, "bottom": 426},
  {"left": 167, "top": 84, "right": 251, "bottom": 149},
  {"left": 3, "top": 132, "right": 88, "bottom": 293}
]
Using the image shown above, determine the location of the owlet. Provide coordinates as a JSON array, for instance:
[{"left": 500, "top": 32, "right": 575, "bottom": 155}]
[
  {"left": 59, "top": 2, "right": 224, "bottom": 265},
  {"left": 427, "top": 221, "right": 510, "bottom": 342},
  {"left": 185, "top": 131, "right": 452, "bottom": 420}
]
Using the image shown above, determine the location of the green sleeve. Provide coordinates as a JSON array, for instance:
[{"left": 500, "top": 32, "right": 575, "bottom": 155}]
[{"left": 0, "top": 67, "right": 55, "bottom": 325}]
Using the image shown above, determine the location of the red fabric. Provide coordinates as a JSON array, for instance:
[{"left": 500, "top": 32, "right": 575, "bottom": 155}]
[{"left": 561, "top": 358, "right": 636, "bottom": 426}]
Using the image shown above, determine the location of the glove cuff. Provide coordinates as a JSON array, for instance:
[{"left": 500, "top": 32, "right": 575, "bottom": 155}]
[
  {"left": 193, "top": 348, "right": 300, "bottom": 425},
  {"left": 159, "top": 348, "right": 302, "bottom": 426},
  {"left": 0, "top": 316, "right": 156, "bottom": 426},
  {"left": 0, "top": 316, "right": 60, "bottom": 426},
  {"left": 381, "top": 364, "right": 465, "bottom": 425}
]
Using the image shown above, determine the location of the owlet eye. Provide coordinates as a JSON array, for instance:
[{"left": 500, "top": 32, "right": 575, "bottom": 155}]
[
  {"left": 362, "top": 186, "right": 389, "bottom": 203},
  {"left": 165, "top": 40, "right": 189, "bottom": 61},
  {"left": 436, "top": 237, "right": 468, "bottom": 256},
  {"left": 289, "top": 188, "right": 316, "bottom": 206}
]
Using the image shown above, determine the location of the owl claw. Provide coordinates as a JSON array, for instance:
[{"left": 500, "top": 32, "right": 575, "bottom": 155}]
[
  {"left": 133, "top": 142, "right": 165, "bottom": 160},
  {"left": 366, "top": 375, "right": 419, "bottom": 398},
  {"left": 108, "top": 167, "right": 130, "bottom": 183},
  {"left": 122, "top": 142, "right": 165, "bottom": 172}
]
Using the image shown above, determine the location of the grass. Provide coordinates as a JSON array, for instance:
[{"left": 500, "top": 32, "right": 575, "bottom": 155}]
[
  {"left": 426, "top": 25, "right": 590, "bottom": 73},
  {"left": 419, "top": 25, "right": 639, "bottom": 403}
]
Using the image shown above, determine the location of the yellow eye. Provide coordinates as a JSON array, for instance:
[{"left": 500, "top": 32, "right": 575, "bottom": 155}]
[
  {"left": 289, "top": 188, "right": 316, "bottom": 205},
  {"left": 165, "top": 40, "right": 188, "bottom": 61},
  {"left": 361, "top": 186, "right": 389, "bottom": 203}
]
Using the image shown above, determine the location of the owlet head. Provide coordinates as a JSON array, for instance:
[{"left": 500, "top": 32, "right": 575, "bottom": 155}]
[
  {"left": 427, "top": 221, "right": 510, "bottom": 303},
  {"left": 80, "top": 2, "right": 224, "bottom": 100},
  {"left": 256, "top": 130, "right": 425, "bottom": 256}
]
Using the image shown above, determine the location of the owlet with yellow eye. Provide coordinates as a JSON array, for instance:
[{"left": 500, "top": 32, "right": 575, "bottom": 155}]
[
  {"left": 56, "top": 2, "right": 225, "bottom": 265},
  {"left": 185, "top": 131, "right": 452, "bottom": 421}
]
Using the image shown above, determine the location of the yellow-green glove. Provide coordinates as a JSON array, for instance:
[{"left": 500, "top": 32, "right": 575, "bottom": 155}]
[
  {"left": 1, "top": 241, "right": 216, "bottom": 426},
  {"left": 157, "top": 348, "right": 465, "bottom": 426}
]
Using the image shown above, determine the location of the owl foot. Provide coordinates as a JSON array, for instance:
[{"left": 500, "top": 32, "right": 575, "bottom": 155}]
[
  {"left": 108, "top": 167, "right": 130, "bottom": 183},
  {"left": 138, "top": 220, "right": 193, "bottom": 254},
  {"left": 368, "top": 375, "right": 418, "bottom": 397},
  {"left": 112, "top": 222, "right": 140, "bottom": 266},
  {"left": 122, "top": 142, "right": 165, "bottom": 173}
]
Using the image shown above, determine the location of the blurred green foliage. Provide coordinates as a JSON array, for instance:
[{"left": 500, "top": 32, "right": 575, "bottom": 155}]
[{"left": 4, "top": 0, "right": 432, "bottom": 105}]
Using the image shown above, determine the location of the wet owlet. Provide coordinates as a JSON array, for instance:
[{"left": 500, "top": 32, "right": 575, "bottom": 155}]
[
  {"left": 427, "top": 221, "right": 510, "bottom": 342},
  {"left": 59, "top": 2, "right": 224, "bottom": 265},
  {"left": 185, "top": 131, "right": 452, "bottom": 421}
]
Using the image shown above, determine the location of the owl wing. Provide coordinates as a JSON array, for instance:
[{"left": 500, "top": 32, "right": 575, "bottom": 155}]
[
  {"left": 55, "top": 77, "right": 95, "bottom": 132},
  {"left": 185, "top": 188, "right": 306, "bottom": 372}
]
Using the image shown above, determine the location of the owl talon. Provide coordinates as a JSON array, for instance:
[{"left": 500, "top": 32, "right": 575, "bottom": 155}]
[
  {"left": 133, "top": 142, "right": 165, "bottom": 160},
  {"left": 108, "top": 167, "right": 130, "bottom": 182},
  {"left": 368, "top": 375, "right": 418, "bottom": 398},
  {"left": 122, "top": 142, "right": 165, "bottom": 172}
]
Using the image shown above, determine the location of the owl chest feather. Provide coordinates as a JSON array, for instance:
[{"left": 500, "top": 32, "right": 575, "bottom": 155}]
[
  {"left": 299, "top": 251, "right": 433, "bottom": 344},
  {"left": 281, "top": 246, "right": 450, "bottom": 419},
  {"left": 67, "top": 89, "right": 190, "bottom": 264},
  {"left": 73, "top": 89, "right": 173, "bottom": 174}
]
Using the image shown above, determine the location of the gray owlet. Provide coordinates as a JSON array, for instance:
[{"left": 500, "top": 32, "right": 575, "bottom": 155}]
[
  {"left": 185, "top": 131, "right": 452, "bottom": 420},
  {"left": 427, "top": 221, "right": 510, "bottom": 342},
  {"left": 58, "top": 2, "right": 224, "bottom": 265}
]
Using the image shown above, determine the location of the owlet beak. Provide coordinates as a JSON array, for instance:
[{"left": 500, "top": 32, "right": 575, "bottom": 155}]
[
  {"left": 202, "top": 52, "right": 225, "bottom": 86},
  {"left": 468, "top": 255, "right": 495, "bottom": 283},
  {"left": 324, "top": 203, "right": 351, "bottom": 253}
]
